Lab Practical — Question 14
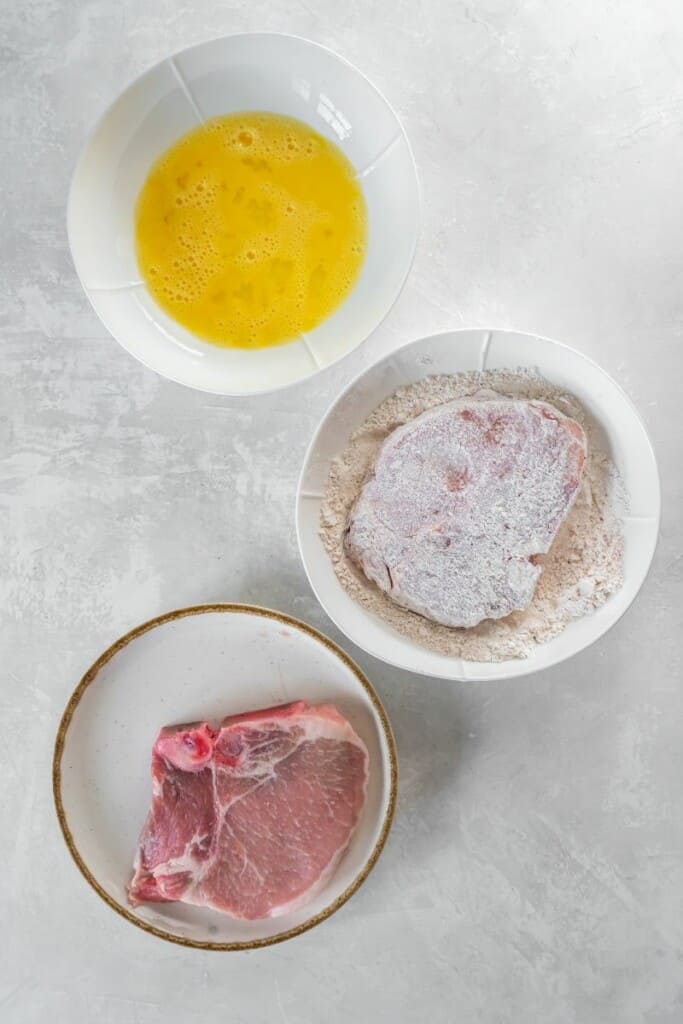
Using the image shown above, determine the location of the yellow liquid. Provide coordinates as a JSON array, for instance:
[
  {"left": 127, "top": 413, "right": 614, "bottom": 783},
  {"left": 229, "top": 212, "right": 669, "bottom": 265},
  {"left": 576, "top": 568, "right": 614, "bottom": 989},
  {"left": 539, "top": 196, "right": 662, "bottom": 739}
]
[{"left": 135, "top": 112, "right": 367, "bottom": 349}]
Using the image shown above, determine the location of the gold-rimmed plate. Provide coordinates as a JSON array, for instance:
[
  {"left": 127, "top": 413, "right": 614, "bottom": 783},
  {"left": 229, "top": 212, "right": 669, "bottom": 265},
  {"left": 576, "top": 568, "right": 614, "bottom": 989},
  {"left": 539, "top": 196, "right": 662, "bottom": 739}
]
[{"left": 53, "top": 603, "right": 397, "bottom": 950}]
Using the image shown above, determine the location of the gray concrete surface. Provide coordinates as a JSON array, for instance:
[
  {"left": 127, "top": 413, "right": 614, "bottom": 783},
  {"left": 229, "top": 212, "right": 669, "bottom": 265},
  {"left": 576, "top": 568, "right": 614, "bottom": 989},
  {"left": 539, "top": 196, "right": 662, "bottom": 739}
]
[{"left": 2, "top": 2, "right": 682, "bottom": 1022}]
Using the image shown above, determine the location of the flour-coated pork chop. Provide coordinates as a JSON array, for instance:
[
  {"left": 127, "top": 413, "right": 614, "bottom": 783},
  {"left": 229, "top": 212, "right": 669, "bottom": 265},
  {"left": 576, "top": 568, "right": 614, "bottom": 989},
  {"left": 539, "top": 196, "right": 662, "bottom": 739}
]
[{"left": 344, "top": 396, "right": 586, "bottom": 628}]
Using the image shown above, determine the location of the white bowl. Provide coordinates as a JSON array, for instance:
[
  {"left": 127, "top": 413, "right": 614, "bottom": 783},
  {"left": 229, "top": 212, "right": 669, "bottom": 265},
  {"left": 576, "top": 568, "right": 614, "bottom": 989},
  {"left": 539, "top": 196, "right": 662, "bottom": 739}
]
[
  {"left": 67, "top": 33, "right": 419, "bottom": 395},
  {"left": 296, "top": 329, "right": 661, "bottom": 681},
  {"left": 53, "top": 604, "right": 397, "bottom": 949}
]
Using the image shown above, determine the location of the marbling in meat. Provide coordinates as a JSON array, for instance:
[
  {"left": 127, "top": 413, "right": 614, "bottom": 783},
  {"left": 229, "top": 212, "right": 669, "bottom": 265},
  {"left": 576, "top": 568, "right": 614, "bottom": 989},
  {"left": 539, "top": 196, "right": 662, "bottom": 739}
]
[{"left": 129, "top": 701, "right": 369, "bottom": 920}]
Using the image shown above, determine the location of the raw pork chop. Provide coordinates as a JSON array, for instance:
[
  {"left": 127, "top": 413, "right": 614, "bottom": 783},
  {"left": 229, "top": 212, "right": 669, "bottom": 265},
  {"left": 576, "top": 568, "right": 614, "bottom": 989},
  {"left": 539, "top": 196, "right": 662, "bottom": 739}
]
[
  {"left": 128, "top": 701, "right": 368, "bottom": 920},
  {"left": 345, "top": 396, "right": 586, "bottom": 628}
]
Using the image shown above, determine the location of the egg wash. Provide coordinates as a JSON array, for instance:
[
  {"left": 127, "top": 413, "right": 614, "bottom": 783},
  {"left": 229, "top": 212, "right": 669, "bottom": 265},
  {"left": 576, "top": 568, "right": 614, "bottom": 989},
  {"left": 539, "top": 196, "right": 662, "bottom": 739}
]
[{"left": 135, "top": 112, "right": 368, "bottom": 349}]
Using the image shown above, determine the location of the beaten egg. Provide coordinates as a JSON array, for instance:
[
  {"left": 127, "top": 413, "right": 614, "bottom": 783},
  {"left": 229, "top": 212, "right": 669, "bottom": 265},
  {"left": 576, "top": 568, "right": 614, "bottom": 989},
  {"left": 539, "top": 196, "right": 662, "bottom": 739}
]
[{"left": 135, "top": 112, "right": 367, "bottom": 349}]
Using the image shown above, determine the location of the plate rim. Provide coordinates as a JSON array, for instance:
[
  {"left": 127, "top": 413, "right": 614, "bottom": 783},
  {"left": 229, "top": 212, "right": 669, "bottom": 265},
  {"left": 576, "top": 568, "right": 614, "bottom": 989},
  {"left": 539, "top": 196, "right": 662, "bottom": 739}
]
[
  {"left": 66, "top": 30, "right": 421, "bottom": 396},
  {"left": 52, "top": 602, "right": 398, "bottom": 951},
  {"left": 295, "top": 326, "right": 662, "bottom": 681}
]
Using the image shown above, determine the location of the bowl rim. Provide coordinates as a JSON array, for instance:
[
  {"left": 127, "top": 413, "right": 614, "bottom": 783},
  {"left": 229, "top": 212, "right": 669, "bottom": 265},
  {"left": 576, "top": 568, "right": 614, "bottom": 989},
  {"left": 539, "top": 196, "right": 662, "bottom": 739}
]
[
  {"left": 66, "top": 31, "right": 421, "bottom": 397},
  {"left": 295, "top": 326, "right": 662, "bottom": 681},
  {"left": 52, "top": 602, "right": 398, "bottom": 950}
]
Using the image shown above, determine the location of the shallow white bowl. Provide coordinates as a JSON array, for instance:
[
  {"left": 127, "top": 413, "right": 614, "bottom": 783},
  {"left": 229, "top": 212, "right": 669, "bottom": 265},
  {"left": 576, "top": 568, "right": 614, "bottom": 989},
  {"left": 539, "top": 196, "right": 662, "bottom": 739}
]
[
  {"left": 53, "top": 604, "right": 396, "bottom": 949},
  {"left": 296, "top": 329, "right": 661, "bottom": 681},
  {"left": 68, "top": 33, "right": 419, "bottom": 395}
]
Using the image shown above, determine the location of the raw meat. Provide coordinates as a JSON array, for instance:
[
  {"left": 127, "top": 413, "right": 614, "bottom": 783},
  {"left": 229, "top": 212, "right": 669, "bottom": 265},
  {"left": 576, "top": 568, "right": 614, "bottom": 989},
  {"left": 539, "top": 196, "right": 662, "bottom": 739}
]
[
  {"left": 344, "top": 395, "right": 587, "bottom": 628},
  {"left": 128, "top": 701, "right": 369, "bottom": 920}
]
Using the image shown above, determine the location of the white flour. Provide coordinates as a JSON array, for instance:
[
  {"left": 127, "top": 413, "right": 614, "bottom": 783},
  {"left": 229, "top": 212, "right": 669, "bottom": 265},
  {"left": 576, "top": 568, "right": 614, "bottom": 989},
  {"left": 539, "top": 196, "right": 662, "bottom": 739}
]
[{"left": 320, "top": 370, "right": 625, "bottom": 662}]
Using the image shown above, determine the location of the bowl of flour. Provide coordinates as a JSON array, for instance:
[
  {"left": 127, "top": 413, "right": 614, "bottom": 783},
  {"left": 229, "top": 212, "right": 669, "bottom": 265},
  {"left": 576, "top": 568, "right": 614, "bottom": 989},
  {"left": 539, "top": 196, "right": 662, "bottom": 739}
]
[{"left": 296, "top": 329, "right": 660, "bottom": 681}]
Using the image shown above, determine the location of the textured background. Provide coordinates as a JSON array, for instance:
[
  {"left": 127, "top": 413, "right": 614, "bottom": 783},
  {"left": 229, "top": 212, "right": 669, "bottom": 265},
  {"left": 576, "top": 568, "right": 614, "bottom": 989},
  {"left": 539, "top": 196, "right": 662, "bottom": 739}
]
[{"left": 2, "top": 2, "right": 683, "bottom": 1022}]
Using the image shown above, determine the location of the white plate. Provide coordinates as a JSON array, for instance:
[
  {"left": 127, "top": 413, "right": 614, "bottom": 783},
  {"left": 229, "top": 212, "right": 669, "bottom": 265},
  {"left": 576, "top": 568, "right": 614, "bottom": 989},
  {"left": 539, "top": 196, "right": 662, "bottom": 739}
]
[
  {"left": 296, "top": 329, "right": 661, "bottom": 681},
  {"left": 67, "top": 33, "right": 419, "bottom": 395},
  {"left": 53, "top": 604, "right": 397, "bottom": 949}
]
